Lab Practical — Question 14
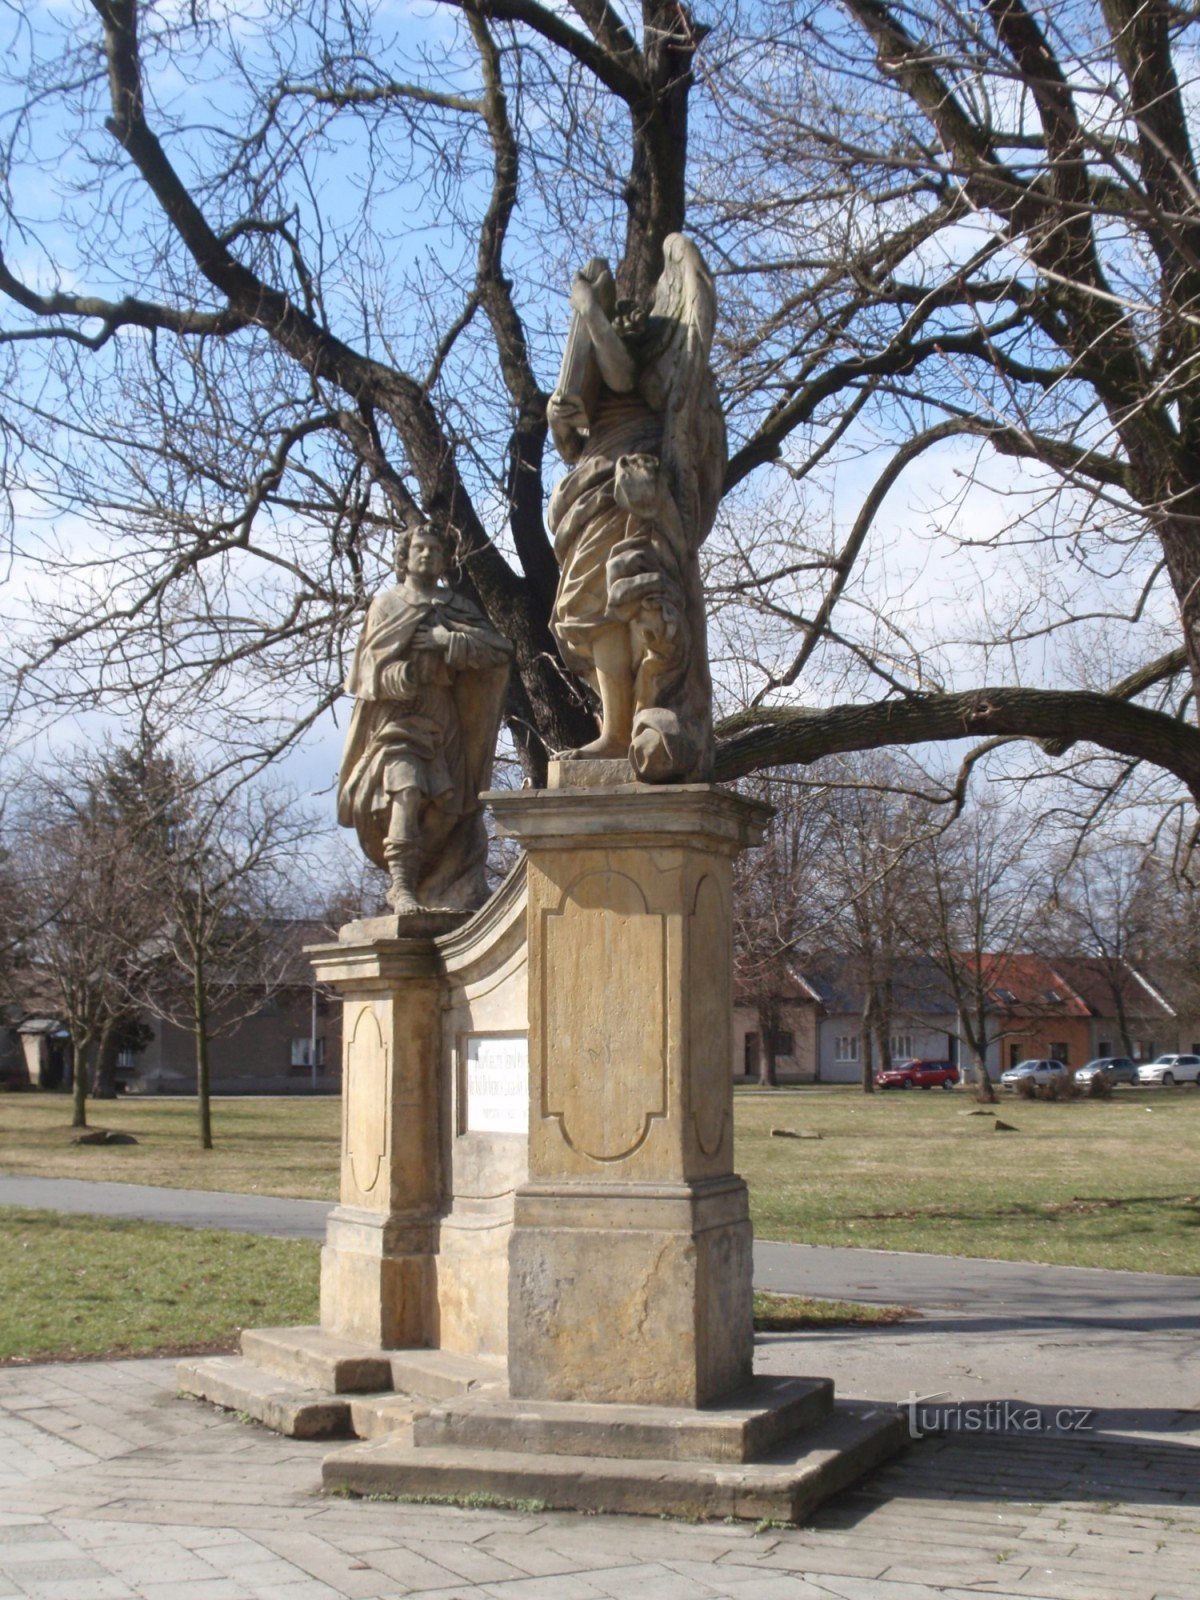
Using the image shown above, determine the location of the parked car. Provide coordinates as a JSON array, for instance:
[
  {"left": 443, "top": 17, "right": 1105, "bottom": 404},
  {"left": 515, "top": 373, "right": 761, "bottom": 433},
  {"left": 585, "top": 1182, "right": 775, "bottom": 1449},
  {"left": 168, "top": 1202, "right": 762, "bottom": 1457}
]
[
  {"left": 1000, "top": 1059, "right": 1068, "bottom": 1090},
  {"left": 1136, "top": 1054, "right": 1200, "bottom": 1086},
  {"left": 876, "top": 1059, "right": 960, "bottom": 1090},
  {"left": 1075, "top": 1057, "right": 1138, "bottom": 1086}
]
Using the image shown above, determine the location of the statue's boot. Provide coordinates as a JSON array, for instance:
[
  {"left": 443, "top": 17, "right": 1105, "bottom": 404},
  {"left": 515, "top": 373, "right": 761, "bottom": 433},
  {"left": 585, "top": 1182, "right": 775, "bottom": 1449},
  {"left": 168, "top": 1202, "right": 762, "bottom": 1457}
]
[{"left": 384, "top": 841, "right": 422, "bottom": 915}]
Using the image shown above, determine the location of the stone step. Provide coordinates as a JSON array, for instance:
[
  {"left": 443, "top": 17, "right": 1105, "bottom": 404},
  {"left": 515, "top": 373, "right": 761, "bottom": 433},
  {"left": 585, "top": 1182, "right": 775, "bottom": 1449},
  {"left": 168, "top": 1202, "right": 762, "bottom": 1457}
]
[
  {"left": 177, "top": 1356, "right": 352, "bottom": 1440},
  {"left": 321, "top": 1399, "right": 907, "bottom": 1523},
  {"left": 236, "top": 1327, "right": 506, "bottom": 1401},
  {"left": 348, "top": 1395, "right": 420, "bottom": 1442},
  {"left": 413, "top": 1375, "right": 833, "bottom": 1463},
  {"left": 387, "top": 1348, "right": 506, "bottom": 1402},
  {"left": 240, "top": 1327, "right": 394, "bottom": 1394}
]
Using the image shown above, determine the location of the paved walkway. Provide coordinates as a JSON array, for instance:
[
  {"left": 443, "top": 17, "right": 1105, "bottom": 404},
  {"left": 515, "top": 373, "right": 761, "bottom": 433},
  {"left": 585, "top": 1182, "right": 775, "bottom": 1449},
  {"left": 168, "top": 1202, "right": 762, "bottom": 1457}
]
[
  {"left": 2, "top": 1352, "right": 1196, "bottom": 1600},
  {"left": 3, "top": 1176, "right": 1198, "bottom": 1597}
]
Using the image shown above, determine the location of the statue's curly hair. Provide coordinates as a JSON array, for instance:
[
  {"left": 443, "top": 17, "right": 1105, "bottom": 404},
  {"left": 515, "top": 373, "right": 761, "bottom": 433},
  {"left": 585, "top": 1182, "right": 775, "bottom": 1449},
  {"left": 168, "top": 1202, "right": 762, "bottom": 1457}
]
[{"left": 393, "top": 518, "right": 457, "bottom": 578}]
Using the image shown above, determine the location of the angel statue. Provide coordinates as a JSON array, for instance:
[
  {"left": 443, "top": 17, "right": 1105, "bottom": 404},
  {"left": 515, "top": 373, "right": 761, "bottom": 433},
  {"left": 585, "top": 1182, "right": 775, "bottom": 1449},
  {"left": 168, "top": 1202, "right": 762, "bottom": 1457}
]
[
  {"left": 337, "top": 519, "right": 512, "bottom": 916},
  {"left": 546, "top": 233, "right": 726, "bottom": 782}
]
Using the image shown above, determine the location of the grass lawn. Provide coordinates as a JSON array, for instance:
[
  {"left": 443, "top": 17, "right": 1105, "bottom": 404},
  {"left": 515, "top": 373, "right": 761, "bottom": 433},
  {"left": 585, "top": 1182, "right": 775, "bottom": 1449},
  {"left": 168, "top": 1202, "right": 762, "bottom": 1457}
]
[
  {"left": 751, "top": 1292, "right": 910, "bottom": 1330},
  {"left": 4, "top": 1084, "right": 1199, "bottom": 1273},
  {"left": 0, "top": 1094, "right": 342, "bottom": 1200},
  {"left": 0, "top": 1208, "right": 320, "bottom": 1364},
  {"left": 737, "top": 1084, "right": 1200, "bottom": 1274},
  {"left": 0, "top": 1208, "right": 898, "bottom": 1364}
]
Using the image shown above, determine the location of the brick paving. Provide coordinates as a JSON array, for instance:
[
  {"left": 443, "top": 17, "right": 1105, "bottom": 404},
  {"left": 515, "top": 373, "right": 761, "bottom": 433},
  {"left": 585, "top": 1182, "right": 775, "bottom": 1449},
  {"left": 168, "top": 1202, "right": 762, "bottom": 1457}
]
[{"left": 1, "top": 1357, "right": 1197, "bottom": 1600}]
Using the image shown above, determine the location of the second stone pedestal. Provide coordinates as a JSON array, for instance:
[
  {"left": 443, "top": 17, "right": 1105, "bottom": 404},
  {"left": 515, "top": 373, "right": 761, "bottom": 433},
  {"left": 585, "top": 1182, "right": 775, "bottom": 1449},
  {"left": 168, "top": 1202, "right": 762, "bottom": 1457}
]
[
  {"left": 310, "top": 932, "right": 446, "bottom": 1350},
  {"left": 490, "top": 777, "right": 770, "bottom": 1409}
]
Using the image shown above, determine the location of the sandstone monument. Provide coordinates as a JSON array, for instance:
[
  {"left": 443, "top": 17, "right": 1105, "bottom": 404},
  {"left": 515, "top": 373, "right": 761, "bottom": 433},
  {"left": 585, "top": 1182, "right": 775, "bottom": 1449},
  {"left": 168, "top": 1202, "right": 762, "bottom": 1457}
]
[{"left": 179, "top": 237, "right": 903, "bottom": 1520}]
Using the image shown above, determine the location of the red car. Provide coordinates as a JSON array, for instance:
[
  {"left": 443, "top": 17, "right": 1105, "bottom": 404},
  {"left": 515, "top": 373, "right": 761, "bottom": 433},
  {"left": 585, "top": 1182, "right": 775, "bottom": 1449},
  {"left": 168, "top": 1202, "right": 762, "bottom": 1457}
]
[{"left": 876, "top": 1058, "right": 959, "bottom": 1090}]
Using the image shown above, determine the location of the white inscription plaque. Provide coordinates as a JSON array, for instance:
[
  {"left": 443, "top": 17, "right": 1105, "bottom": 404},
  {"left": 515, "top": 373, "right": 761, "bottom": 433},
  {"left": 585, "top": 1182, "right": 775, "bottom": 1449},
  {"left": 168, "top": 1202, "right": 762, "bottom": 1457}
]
[{"left": 465, "top": 1035, "right": 528, "bottom": 1135}]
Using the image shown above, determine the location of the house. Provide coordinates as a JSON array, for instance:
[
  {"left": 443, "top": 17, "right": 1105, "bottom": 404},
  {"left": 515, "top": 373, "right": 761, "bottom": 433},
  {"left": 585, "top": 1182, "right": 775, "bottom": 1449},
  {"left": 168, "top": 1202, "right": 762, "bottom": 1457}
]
[
  {"left": 1046, "top": 956, "right": 1176, "bottom": 1063},
  {"left": 733, "top": 965, "right": 821, "bottom": 1083},
  {"left": 5, "top": 919, "right": 342, "bottom": 1097},
  {"left": 729, "top": 947, "right": 1181, "bottom": 1084},
  {"left": 799, "top": 954, "right": 962, "bottom": 1084},
  {"left": 959, "top": 952, "right": 1094, "bottom": 1075}
]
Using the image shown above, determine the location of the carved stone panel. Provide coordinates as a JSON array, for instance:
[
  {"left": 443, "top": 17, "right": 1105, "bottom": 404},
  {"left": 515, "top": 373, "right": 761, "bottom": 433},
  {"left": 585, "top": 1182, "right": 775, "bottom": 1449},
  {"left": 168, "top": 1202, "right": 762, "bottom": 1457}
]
[
  {"left": 688, "top": 872, "right": 732, "bottom": 1168},
  {"left": 540, "top": 869, "right": 667, "bottom": 1163},
  {"left": 343, "top": 1001, "right": 390, "bottom": 1207}
]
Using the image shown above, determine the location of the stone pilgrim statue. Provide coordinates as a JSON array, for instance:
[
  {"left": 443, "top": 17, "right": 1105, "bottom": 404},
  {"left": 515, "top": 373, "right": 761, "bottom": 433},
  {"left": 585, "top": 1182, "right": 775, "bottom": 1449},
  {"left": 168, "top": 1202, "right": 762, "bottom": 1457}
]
[
  {"left": 337, "top": 520, "right": 512, "bottom": 915},
  {"left": 546, "top": 233, "right": 725, "bottom": 782}
]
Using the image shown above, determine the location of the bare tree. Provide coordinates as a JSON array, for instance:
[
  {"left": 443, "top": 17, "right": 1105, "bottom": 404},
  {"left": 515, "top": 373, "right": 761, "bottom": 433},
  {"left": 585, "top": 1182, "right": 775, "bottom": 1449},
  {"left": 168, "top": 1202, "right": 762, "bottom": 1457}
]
[
  {"left": 780, "top": 753, "right": 947, "bottom": 1091},
  {"left": 732, "top": 773, "right": 830, "bottom": 1085},
  {"left": 16, "top": 770, "right": 159, "bottom": 1127},
  {"left": 117, "top": 752, "right": 313, "bottom": 1149},
  {"left": 2, "top": 3, "right": 1200, "bottom": 809},
  {"left": 1045, "top": 840, "right": 1190, "bottom": 1056},
  {"left": 910, "top": 799, "right": 1043, "bottom": 1101}
]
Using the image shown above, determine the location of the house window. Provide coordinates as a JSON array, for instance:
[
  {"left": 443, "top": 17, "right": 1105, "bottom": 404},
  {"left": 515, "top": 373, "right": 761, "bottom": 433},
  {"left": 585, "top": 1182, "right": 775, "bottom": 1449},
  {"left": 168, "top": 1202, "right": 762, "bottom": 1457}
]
[
  {"left": 1009, "top": 1043, "right": 1022, "bottom": 1069},
  {"left": 890, "top": 1034, "right": 915, "bottom": 1060},
  {"left": 290, "top": 1037, "right": 325, "bottom": 1070},
  {"left": 743, "top": 1033, "right": 758, "bottom": 1075},
  {"left": 1137, "top": 1041, "right": 1154, "bottom": 1061},
  {"left": 1050, "top": 1042, "right": 1069, "bottom": 1064},
  {"left": 1097, "top": 1040, "right": 1112, "bottom": 1058},
  {"left": 770, "top": 1030, "right": 794, "bottom": 1058},
  {"left": 834, "top": 1035, "right": 860, "bottom": 1062}
]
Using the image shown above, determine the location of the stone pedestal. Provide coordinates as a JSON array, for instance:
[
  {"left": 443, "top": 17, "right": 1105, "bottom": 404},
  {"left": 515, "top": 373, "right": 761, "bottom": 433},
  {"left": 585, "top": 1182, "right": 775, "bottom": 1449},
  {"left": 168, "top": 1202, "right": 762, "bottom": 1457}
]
[
  {"left": 179, "top": 778, "right": 907, "bottom": 1521},
  {"left": 308, "top": 934, "right": 448, "bottom": 1349},
  {"left": 489, "top": 777, "right": 771, "bottom": 1408}
]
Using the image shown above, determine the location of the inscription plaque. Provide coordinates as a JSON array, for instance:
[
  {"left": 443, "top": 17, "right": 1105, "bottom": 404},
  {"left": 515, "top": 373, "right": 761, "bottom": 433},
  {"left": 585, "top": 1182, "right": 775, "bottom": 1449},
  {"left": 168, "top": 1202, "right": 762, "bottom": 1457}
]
[{"left": 464, "top": 1034, "right": 528, "bottom": 1135}]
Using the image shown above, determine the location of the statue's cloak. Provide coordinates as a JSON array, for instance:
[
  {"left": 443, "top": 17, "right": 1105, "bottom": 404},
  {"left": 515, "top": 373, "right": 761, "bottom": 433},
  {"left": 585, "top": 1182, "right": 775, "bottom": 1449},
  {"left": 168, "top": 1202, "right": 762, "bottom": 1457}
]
[{"left": 337, "top": 584, "right": 510, "bottom": 910}]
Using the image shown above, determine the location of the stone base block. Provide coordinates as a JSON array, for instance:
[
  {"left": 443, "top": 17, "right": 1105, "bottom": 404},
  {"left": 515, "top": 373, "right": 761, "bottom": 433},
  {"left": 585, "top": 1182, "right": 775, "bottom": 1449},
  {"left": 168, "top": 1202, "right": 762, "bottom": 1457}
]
[
  {"left": 508, "top": 1180, "right": 753, "bottom": 1407},
  {"left": 338, "top": 910, "right": 469, "bottom": 942},
  {"left": 413, "top": 1376, "right": 831, "bottom": 1464},
  {"left": 546, "top": 757, "right": 634, "bottom": 788},
  {"left": 319, "top": 1209, "right": 437, "bottom": 1349},
  {"left": 177, "top": 1356, "right": 353, "bottom": 1440},
  {"left": 322, "top": 1399, "right": 907, "bottom": 1523}
]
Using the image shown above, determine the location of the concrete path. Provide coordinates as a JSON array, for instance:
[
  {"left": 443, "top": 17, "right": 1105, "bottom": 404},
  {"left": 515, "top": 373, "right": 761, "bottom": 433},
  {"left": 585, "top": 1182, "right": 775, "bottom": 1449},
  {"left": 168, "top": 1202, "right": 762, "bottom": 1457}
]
[
  {"left": 0, "top": 1174, "right": 334, "bottom": 1241},
  {"left": 2, "top": 1353, "right": 1197, "bottom": 1600},
  {"left": 5, "top": 1174, "right": 1196, "bottom": 1330},
  {"left": 754, "top": 1239, "right": 1200, "bottom": 1325}
]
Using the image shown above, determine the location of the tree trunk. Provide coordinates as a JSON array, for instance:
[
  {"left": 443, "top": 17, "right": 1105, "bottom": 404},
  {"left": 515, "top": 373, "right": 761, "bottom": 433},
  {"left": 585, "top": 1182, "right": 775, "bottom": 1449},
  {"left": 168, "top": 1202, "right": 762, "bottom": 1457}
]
[
  {"left": 70, "top": 1032, "right": 92, "bottom": 1128},
  {"left": 973, "top": 1052, "right": 996, "bottom": 1103},
  {"left": 757, "top": 1003, "right": 778, "bottom": 1087},
  {"left": 93, "top": 1014, "right": 121, "bottom": 1099},
  {"left": 860, "top": 996, "right": 876, "bottom": 1094},
  {"left": 193, "top": 961, "right": 213, "bottom": 1150}
]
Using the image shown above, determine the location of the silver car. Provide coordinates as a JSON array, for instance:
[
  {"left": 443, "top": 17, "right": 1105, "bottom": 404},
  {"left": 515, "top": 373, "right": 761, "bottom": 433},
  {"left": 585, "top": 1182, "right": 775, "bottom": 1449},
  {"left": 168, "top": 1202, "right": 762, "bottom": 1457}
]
[
  {"left": 1000, "top": 1059, "right": 1068, "bottom": 1089},
  {"left": 1136, "top": 1054, "right": 1200, "bottom": 1086},
  {"left": 1075, "top": 1057, "right": 1137, "bottom": 1086}
]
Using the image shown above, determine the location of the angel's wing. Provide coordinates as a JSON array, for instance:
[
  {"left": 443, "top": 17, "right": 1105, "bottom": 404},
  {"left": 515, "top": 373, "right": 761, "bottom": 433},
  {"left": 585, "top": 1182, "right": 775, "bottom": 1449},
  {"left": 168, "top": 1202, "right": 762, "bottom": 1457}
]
[{"left": 649, "top": 234, "right": 727, "bottom": 551}]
